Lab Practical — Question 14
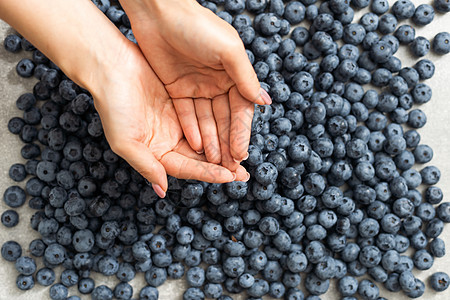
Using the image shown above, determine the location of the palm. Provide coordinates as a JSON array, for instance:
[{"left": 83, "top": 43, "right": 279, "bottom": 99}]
[
  {"left": 94, "top": 52, "right": 182, "bottom": 160},
  {"left": 92, "top": 43, "right": 237, "bottom": 191},
  {"left": 125, "top": 3, "right": 262, "bottom": 169},
  {"left": 131, "top": 6, "right": 239, "bottom": 99}
]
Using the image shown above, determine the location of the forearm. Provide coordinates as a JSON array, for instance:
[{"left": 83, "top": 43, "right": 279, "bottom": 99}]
[{"left": 0, "top": 0, "right": 127, "bottom": 90}]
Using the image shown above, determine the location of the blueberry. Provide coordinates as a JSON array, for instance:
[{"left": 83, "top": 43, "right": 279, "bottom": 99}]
[
  {"left": 92, "top": 285, "right": 114, "bottom": 300},
  {"left": 370, "top": 41, "right": 393, "bottom": 64},
  {"left": 383, "top": 272, "right": 401, "bottom": 292},
  {"left": 185, "top": 266, "right": 205, "bottom": 288},
  {"left": 314, "top": 255, "right": 337, "bottom": 280},
  {"left": 202, "top": 220, "right": 222, "bottom": 241},
  {"left": 305, "top": 273, "right": 330, "bottom": 295},
  {"left": 3, "top": 185, "right": 26, "bottom": 208},
  {"left": 44, "top": 243, "right": 66, "bottom": 265},
  {"left": 378, "top": 14, "right": 397, "bottom": 34},
  {"left": 60, "top": 269, "right": 79, "bottom": 287},
  {"left": 225, "top": 181, "right": 247, "bottom": 199},
  {"left": 413, "top": 4, "right": 435, "bottom": 25},
  {"left": 359, "top": 218, "right": 379, "bottom": 238},
  {"left": 397, "top": 255, "right": 414, "bottom": 273},
  {"left": 433, "top": 32, "right": 450, "bottom": 54},
  {"left": 426, "top": 218, "right": 444, "bottom": 238},
  {"left": 405, "top": 278, "right": 425, "bottom": 298},
  {"left": 29, "top": 239, "right": 46, "bottom": 257},
  {"left": 114, "top": 262, "right": 135, "bottom": 283},
  {"left": 410, "top": 36, "right": 430, "bottom": 57},
  {"left": 346, "top": 138, "right": 368, "bottom": 159},
  {"left": 1, "top": 241, "right": 22, "bottom": 262},
  {"left": 204, "top": 282, "right": 223, "bottom": 298},
  {"left": 437, "top": 202, "right": 450, "bottom": 222},
  {"left": 262, "top": 260, "right": 283, "bottom": 281},
  {"left": 357, "top": 279, "right": 379, "bottom": 300},
  {"left": 112, "top": 282, "right": 132, "bottom": 300},
  {"left": 338, "top": 276, "right": 358, "bottom": 296},
  {"left": 259, "top": 14, "right": 281, "bottom": 36},
  {"left": 410, "top": 230, "right": 428, "bottom": 250},
  {"left": 413, "top": 249, "right": 434, "bottom": 270},
  {"left": 413, "top": 144, "right": 433, "bottom": 163},
  {"left": 407, "top": 109, "right": 427, "bottom": 129},
  {"left": 16, "top": 58, "right": 35, "bottom": 78},
  {"left": 4, "top": 34, "right": 23, "bottom": 53},
  {"left": 49, "top": 283, "right": 68, "bottom": 300},
  {"left": 336, "top": 58, "right": 359, "bottom": 79},
  {"left": 425, "top": 186, "right": 443, "bottom": 205},
  {"left": 430, "top": 272, "right": 450, "bottom": 292},
  {"left": 202, "top": 2, "right": 217, "bottom": 12},
  {"left": 16, "top": 274, "right": 34, "bottom": 290},
  {"left": 136, "top": 286, "right": 158, "bottom": 300},
  {"left": 414, "top": 59, "right": 435, "bottom": 80},
  {"left": 224, "top": 0, "right": 245, "bottom": 14},
  {"left": 305, "top": 4, "right": 318, "bottom": 21},
  {"left": 292, "top": 71, "right": 314, "bottom": 94},
  {"left": 392, "top": 0, "right": 415, "bottom": 19},
  {"left": 183, "top": 287, "right": 204, "bottom": 300},
  {"left": 284, "top": 1, "right": 306, "bottom": 25},
  {"left": 14, "top": 256, "right": 36, "bottom": 276},
  {"left": 1, "top": 209, "right": 19, "bottom": 227},
  {"left": 380, "top": 249, "right": 400, "bottom": 272},
  {"left": 435, "top": 0, "right": 450, "bottom": 11},
  {"left": 291, "top": 26, "right": 310, "bottom": 47},
  {"left": 421, "top": 165, "right": 441, "bottom": 185},
  {"left": 223, "top": 256, "right": 245, "bottom": 277}
]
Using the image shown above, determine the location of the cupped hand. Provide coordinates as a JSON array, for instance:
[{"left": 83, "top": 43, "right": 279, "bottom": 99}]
[
  {"left": 120, "top": 0, "right": 271, "bottom": 167},
  {"left": 90, "top": 40, "right": 249, "bottom": 197}
]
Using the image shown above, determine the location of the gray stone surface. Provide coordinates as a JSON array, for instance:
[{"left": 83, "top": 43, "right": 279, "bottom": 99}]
[{"left": 1, "top": 1, "right": 450, "bottom": 299}]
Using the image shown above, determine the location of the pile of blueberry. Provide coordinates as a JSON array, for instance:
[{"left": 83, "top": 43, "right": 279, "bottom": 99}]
[{"left": 3, "top": 0, "right": 450, "bottom": 299}]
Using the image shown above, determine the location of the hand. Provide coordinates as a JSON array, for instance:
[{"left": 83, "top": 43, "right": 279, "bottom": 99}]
[
  {"left": 0, "top": 0, "right": 247, "bottom": 198},
  {"left": 120, "top": 0, "right": 271, "bottom": 167},
  {"left": 90, "top": 40, "right": 249, "bottom": 197}
]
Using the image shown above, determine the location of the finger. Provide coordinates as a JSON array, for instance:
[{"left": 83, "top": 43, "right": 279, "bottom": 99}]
[
  {"left": 194, "top": 98, "right": 221, "bottom": 164},
  {"left": 114, "top": 141, "right": 168, "bottom": 198},
  {"left": 221, "top": 42, "right": 270, "bottom": 105},
  {"left": 236, "top": 165, "right": 250, "bottom": 182},
  {"left": 229, "top": 86, "right": 255, "bottom": 162},
  {"left": 173, "top": 98, "right": 203, "bottom": 153},
  {"left": 212, "top": 94, "right": 238, "bottom": 173},
  {"left": 160, "top": 151, "right": 236, "bottom": 183}
]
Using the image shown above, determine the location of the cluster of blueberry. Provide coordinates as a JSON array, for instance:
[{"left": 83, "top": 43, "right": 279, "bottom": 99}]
[{"left": 2, "top": 0, "right": 450, "bottom": 299}]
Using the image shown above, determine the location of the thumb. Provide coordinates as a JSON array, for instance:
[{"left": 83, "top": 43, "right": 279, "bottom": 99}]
[
  {"left": 113, "top": 141, "right": 168, "bottom": 198},
  {"left": 221, "top": 42, "right": 272, "bottom": 106}
]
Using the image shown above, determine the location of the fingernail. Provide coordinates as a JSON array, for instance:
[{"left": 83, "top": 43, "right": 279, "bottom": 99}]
[
  {"left": 152, "top": 183, "right": 166, "bottom": 198},
  {"left": 231, "top": 172, "right": 237, "bottom": 181},
  {"left": 243, "top": 172, "right": 250, "bottom": 182},
  {"left": 260, "top": 88, "right": 272, "bottom": 105},
  {"left": 233, "top": 152, "right": 249, "bottom": 163},
  {"left": 196, "top": 150, "right": 204, "bottom": 155}
]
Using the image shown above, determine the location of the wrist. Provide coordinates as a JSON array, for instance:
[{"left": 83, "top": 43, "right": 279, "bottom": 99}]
[
  {"left": 119, "top": 0, "right": 198, "bottom": 22},
  {"left": 65, "top": 34, "right": 130, "bottom": 93}
]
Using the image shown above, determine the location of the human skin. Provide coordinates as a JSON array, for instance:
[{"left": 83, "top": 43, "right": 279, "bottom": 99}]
[
  {"left": 0, "top": 0, "right": 253, "bottom": 197},
  {"left": 120, "top": 0, "right": 272, "bottom": 174}
]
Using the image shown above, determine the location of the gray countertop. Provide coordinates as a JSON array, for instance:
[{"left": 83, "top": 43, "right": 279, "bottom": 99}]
[{"left": 1, "top": 1, "right": 450, "bottom": 299}]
